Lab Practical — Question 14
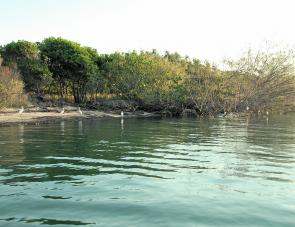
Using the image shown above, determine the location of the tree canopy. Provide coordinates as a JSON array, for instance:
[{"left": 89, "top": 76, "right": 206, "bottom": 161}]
[
  {"left": 39, "top": 37, "right": 97, "bottom": 102},
  {"left": 0, "top": 40, "right": 52, "bottom": 94}
]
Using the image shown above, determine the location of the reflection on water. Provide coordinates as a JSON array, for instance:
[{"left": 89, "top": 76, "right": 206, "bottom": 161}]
[
  {"left": 0, "top": 115, "right": 295, "bottom": 226},
  {"left": 60, "top": 121, "right": 65, "bottom": 135},
  {"left": 121, "top": 118, "right": 124, "bottom": 132},
  {"left": 0, "top": 124, "right": 25, "bottom": 165},
  {"left": 19, "top": 124, "right": 24, "bottom": 144},
  {"left": 78, "top": 120, "right": 83, "bottom": 135}
]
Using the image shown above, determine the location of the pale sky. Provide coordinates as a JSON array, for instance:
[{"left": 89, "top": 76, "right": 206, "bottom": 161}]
[{"left": 1, "top": 0, "right": 295, "bottom": 63}]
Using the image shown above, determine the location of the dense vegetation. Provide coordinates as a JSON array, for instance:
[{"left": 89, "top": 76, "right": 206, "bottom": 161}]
[
  {"left": 1, "top": 37, "right": 295, "bottom": 116},
  {"left": 0, "top": 65, "right": 27, "bottom": 108}
]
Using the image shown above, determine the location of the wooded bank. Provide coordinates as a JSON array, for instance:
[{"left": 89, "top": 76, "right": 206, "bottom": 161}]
[{"left": 1, "top": 37, "right": 295, "bottom": 116}]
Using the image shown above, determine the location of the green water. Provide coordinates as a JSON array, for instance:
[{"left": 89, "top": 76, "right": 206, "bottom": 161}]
[{"left": 0, "top": 115, "right": 295, "bottom": 226}]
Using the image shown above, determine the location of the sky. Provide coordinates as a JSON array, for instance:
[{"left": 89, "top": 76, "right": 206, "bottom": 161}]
[{"left": 1, "top": 0, "right": 295, "bottom": 63}]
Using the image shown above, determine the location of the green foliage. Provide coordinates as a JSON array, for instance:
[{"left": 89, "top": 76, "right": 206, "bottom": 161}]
[
  {"left": 0, "top": 40, "right": 39, "bottom": 66},
  {"left": 0, "top": 40, "right": 52, "bottom": 94},
  {"left": 100, "top": 51, "right": 188, "bottom": 110},
  {"left": 1, "top": 37, "right": 295, "bottom": 115},
  {"left": 40, "top": 37, "right": 97, "bottom": 103},
  {"left": 185, "top": 60, "right": 225, "bottom": 114}
]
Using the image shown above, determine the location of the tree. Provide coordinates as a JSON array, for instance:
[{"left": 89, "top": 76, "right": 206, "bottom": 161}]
[
  {"left": 40, "top": 37, "right": 97, "bottom": 103},
  {"left": 101, "top": 51, "right": 188, "bottom": 111},
  {"left": 18, "top": 60, "right": 52, "bottom": 95},
  {"left": 0, "top": 40, "right": 52, "bottom": 95},
  {"left": 0, "top": 40, "right": 39, "bottom": 65},
  {"left": 185, "top": 59, "right": 225, "bottom": 115},
  {"left": 225, "top": 48, "right": 295, "bottom": 112}
]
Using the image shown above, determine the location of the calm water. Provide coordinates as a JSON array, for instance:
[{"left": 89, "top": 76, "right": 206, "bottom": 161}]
[{"left": 0, "top": 115, "right": 295, "bottom": 227}]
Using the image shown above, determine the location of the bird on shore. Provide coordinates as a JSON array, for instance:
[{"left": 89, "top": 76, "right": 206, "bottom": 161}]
[
  {"left": 60, "top": 108, "right": 65, "bottom": 114},
  {"left": 246, "top": 106, "right": 249, "bottom": 111},
  {"left": 78, "top": 107, "right": 83, "bottom": 115},
  {"left": 18, "top": 106, "right": 24, "bottom": 115},
  {"left": 218, "top": 111, "right": 227, "bottom": 118},
  {"left": 121, "top": 111, "right": 124, "bottom": 118},
  {"left": 266, "top": 111, "right": 269, "bottom": 116}
]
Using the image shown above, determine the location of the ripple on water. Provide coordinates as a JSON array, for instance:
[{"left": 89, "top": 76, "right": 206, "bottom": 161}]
[{"left": 0, "top": 116, "right": 295, "bottom": 226}]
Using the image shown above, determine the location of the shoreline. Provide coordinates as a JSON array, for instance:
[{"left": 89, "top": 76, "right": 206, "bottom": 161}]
[
  {"left": 1, "top": 108, "right": 292, "bottom": 126},
  {"left": 0, "top": 110, "right": 159, "bottom": 126}
]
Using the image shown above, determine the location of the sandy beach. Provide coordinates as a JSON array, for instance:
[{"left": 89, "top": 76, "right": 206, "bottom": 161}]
[{"left": 0, "top": 108, "right": 158, "bottom": 126}]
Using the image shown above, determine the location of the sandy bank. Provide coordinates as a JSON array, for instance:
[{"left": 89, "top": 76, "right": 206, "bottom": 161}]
[{"left": 0, "top": 108, "right": 159, "bottom": 126}]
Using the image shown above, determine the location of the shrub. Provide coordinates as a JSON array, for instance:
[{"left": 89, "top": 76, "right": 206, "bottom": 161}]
[{"left": 0, "top": 66, "right": 27, "bottom": 108}]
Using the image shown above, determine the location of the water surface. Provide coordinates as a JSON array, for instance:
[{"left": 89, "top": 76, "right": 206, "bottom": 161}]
[{"left": 0, "top": 115, "right": 295, "bottom": 226}]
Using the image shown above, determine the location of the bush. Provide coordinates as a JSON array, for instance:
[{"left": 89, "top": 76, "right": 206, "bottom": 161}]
[{"left": 0, "top": 66, "right": 27, "bottom": 108}]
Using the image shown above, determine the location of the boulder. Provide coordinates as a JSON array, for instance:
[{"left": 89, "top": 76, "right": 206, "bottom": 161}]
[{"left": 181, "top": 109, "right": 198, "bottom": 117}]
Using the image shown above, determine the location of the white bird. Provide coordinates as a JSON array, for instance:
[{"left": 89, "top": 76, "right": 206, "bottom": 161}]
[
  {"left": 18, "top": 106, "right": 24, "bottom": 114},
  {"left": 60, "top": 108, "right": 65, "bottom": 114},
  {"left": 121, "top": 111, "right": 124, "bottom": 118},
  {"left": 78, "top": 107, "right": 83, "bottom": 115},
  {"left": 266, "top": 111, "right": 269, "bottom": 116},
  {"left": 220, "top": 111, "right": 227, "bottom": 117},
  {"left": 246, "top": 106, "right": 249, "bottom": 111}
]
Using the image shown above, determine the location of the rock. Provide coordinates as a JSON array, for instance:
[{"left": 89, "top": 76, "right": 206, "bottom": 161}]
[{"left": 181, "top": 109, "right": 198, "bottom": 117}]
